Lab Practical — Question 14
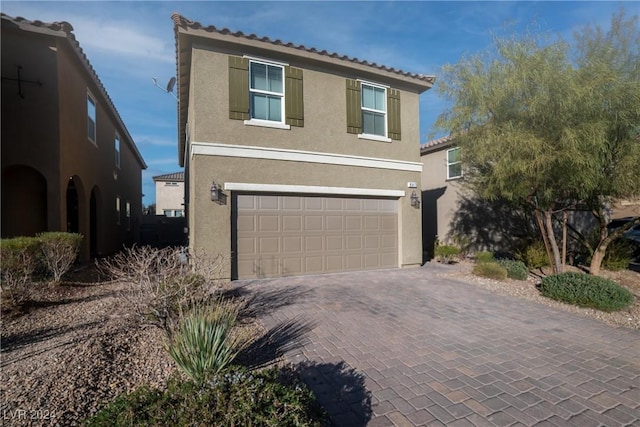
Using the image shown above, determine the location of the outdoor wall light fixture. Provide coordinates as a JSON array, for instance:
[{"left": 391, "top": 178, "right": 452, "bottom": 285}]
[
  {"left": 210, "top": 181, "right": 227, "bottom": 205},
  {"left": 410, "top": 190, "right": 421, "bottom": 209}
]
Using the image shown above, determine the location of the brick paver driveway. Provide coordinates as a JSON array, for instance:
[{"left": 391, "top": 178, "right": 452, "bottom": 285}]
[{"left": 234, "top": 264, "right": 640, "bottom": 426}]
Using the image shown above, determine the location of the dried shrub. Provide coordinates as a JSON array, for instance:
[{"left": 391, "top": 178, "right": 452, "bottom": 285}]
[
  {"left": 97, "top": 246, "right": 228, "bottom": 330},
  {"left": 474, "top": 251, "right": 495, "bottom": 263},
  {"left": 0, "top": 237, "right": 41, "bottom": 304},
  {"left": 37, "top": 232, "right": 83, "bottom": 284},
  {"left": 472, "top": 262, "right": 508, "bottom": 280}
]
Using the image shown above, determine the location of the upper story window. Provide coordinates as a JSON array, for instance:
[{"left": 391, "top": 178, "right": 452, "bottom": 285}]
[
  {"left": 87, "top": 92, "right": 96, "bottom": 143},
  {"left": 250, "top": 61, "right": 284, "bottom": 123},
  {"left": 447, "top": 147, "right": 463, "bottom": 179},
  {"left": 165, "top": 182, "right": 179, "bottom": 187},
  {"left": 361, "top": 83, "right": 387, "bottom": 137},
  {"left": 346, "top": 79, "right": 401, "bottom": 142},
  {"left": 228, "top": 56, "right": 304, "bottom": 129},
  {"left": 115, "top": 134, "right": 121, "bottom": 168}
]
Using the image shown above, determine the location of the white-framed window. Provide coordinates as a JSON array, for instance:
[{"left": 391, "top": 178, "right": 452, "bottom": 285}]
[
  {"left": 163, "top": 209, "right": 172, "bottom": 217},
  {"left": 115, "top": 133, "right": 120, "bottom": 168},
  {"left": 361, "top": 82, "right": 387, "bottom": 138},
  {"left": 87, "top": 92, "right": 97, "bottom": 143},
  {"left": 175, "top": 210, "right": 184, "bottom": 217},
  {"left": 249, "top": 60, "right": 284, "bottom": 123},
  {"left": 165, "top": 182, "right": 178, "bottom": 187},
  {"left": 115, "top": 196, "right": 121, "bottom": 225},
  {"left": 447, "top": 147, "right": 463, "bottom": 179}
]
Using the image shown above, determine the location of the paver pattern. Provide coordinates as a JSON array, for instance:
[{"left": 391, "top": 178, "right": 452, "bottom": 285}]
[{"left": 235, "top": 264, "right": 640, "bottom": 426}]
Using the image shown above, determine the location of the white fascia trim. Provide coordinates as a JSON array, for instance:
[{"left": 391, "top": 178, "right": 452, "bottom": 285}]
[
  {"left": 190, "top": 142, "right": 422, "bottom": 172},
  {"left": 224, "top": 182, "right": 405, "bottom": 197},
  {"left": 358, "top": 133, "right": 392, "bottom": 143}
]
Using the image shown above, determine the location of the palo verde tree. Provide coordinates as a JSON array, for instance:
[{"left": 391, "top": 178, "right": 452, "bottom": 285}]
[{"left": 435, "top": 9, "right": 640, "bottom": 275}]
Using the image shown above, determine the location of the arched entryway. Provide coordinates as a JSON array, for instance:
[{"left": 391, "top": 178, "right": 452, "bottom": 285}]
[
  {"left": 1, "top": 165, "right": 47, "bottom": 237},
  {"left": 66, "top": 178, "right": 79, "bottom": 233}
]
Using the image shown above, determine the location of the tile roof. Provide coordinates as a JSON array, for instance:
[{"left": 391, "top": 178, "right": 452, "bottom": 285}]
[
  {"left": 153, "top": 171, "right": 184, "bottom": 182},
  {"left": 171, "top": 13, "right": 436, "bottom": 85},
  {"left": 420, "top": 135, "right": 454, "bottom": 155},
  {"left": 1, "top": 13, "right": 147, "bottom": 169}
]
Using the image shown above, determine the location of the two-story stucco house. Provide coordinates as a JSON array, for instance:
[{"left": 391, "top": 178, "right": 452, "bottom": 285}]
[
  {"left": 172, "top": 14, "right": 434, "bottom": 280},
  {"left": 1, "top": 14, "right": 147, "bottom": 260},
  {"left": 153, "top": 171, "right": 185, "bottom": 217}
]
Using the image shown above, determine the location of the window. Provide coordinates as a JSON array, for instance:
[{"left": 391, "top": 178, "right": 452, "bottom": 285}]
[
  {"left": 249, "top": 61, "right": 284, "bottom": 123},
  {"left": 361, "top": 83, "right": 387, "bottom": 137},
  {"left": 125, "top": 201, "right": 131, "bottom": 231},
  {"left": 447, "top": 147, "right": 462, "bottom": 179},
  {"left": 87, "top": 92, "right": 96, "bottom": 143},
  {"left": 115, "top": 134, "right": 120, "bottom": 168},
  {"left": 115, "top": 196, "right": 121, "bottom": 224},
  {"left": 165, "top": 182, "right": 178, "bottom": 187},
  {"left": 346, "top": 79, "right": 401, "bottom": 141},
  {"left": 175, "top": 210, "right": 184, "bottom": 217},
  {"left": 163, "top": 209, "right": 172, "bottom": 217},
  {"left": 228, "top": 56, "right": 304, "bottom": 127}
]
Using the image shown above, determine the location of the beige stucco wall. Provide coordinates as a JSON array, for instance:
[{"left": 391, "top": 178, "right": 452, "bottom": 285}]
[
  {"left": 156, "top": 180, "right": 185, "bottom": 214},
  {"left": 421, "top": 146, "right": 463, "bottom": 253},
  {"left": 184, "top": 43, "right": 428, "bottom": 279}
]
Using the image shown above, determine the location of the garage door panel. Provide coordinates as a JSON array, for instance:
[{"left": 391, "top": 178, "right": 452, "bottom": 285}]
[
  {"left": 236, "top": 195, "right": 398, "bottom": 279},
  {"left": 259, "top": 237, "right": 279, "bottom": 253},
  {"left": 259, "top": 216, "right": 279, "bottom": 232}
]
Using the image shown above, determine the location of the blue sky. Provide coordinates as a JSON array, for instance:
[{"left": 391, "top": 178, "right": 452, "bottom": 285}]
[{"left": 1, "top": 1, "right": 632, "bottom": 205}]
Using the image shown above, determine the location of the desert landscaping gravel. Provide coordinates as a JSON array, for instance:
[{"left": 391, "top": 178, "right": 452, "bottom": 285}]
[{"left": 1, "top": 262, "right": 638, "bottom": 426}]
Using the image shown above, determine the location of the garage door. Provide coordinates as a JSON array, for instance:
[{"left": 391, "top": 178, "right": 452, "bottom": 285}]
[{"left": 236, "top": 194, "right": 398, "bottom": 279}]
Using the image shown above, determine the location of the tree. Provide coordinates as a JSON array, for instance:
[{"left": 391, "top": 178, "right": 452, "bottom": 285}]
[{"left": 435, "top": 9, "right": 640, "bottom": 275}]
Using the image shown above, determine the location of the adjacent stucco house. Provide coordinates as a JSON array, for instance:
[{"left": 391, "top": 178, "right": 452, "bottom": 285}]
[
  {"left": 153, "top": 171, "right": 185, "bottom": 217},
  {"left": 420, "top": 135, "right": 463, "bottom": 257},
  {"left": 1, "top": 14, "right": 147, "bottom": 260},
  {"left": 172, "top": 13, "right": 434, "bottom": 279}
]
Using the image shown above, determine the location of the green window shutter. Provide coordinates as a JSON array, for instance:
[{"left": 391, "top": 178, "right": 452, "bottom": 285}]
[
  {"left": 228, "top": 56, "right": 249, "bottom": 120},
  {"left": 387, "top": 88, "right": 401, "bottom": 140},
  {"left": 285, "top": 66, "right": 304, "bottom": 127},
  {"left": 346, "top": 79, "right": 362, "bottom": 134}
]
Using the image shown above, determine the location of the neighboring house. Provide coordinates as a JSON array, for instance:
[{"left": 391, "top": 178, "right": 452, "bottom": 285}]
[
  {"left": 1, "top": 14, "right": 147, "bottom": 260},
  {"left": 153, "top": 171, "right": 185, "bottom": 217},
  {"left": 172, "top": 13, "right": 434, "bottom": 280},
  {"left": 420, "top": 135, "right": 462, "bottom": 257}
]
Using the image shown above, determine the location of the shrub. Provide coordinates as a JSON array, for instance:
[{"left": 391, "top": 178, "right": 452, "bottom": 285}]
[
  {"left": 84, "top": 366, "right": 326, "bottom": 427},
  {"left": 472, "top": 262, "right": 508, "bottom": 280},
  {"left": 601, "top": 239, "right": 634, "bottom": 271},
  {"left": 497, "top": 259, "right": 529, "bottom": 280},
  {"left": 38, "top": 232, "right": 83, "bottom": 284},
  {"left": 517, "top": 241, "right": 550, "bottom": 269},
  {"left": 98, "top": 246, "right": 228, "bottom": 331},
  {"left": 474, "top": 251, "right": 495, "bottom": 263},
  {"left": 0, "top": 237, "right": 41, "bottom": 304},
  {"left": 539, "top": 272, "right": 634, "bottom": 312},
  {"left": 165, "top": 300, "right": 250, "bottom": 383},
  {"left": 434, "top": 242, "right": 460, "bottom": 264}
]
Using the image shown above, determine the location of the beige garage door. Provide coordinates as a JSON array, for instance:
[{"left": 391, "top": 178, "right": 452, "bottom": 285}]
[{"left": 236, "top": 194, "right": 398, "bottom": 279}]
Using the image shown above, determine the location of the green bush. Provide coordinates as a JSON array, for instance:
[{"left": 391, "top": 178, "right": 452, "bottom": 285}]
[
  {"left": 474, "top": 251, "right": 495, "bottom": 263},
  {"left": 84, "top": 366, "right": 326, "bottom": 427},
  {"left": 497, "top": 259, "right": 529, "bottom": 280},
  {"left": 37, "top": 232, "right": 83, "bottom": 283},
  {"left": 539, "top": 272, "right": 634, "bottom": 312},
  {"left": 0, "top": 236, "right": 42, "bottom": 304},
  {"left": 472, "top": 262, "right": 508, "bottom": 280},
  {"left": 517, "top": 241, "right": 550, "bottom": 269},
  {"left": 165, "top": 300, "right": 249, "bottom": 383},
  {"left": 434, "top": 243, "right": 460, "bottom": 264},
  {"left": 601, "top": 239, "right": 634, "bottom": 271}
]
